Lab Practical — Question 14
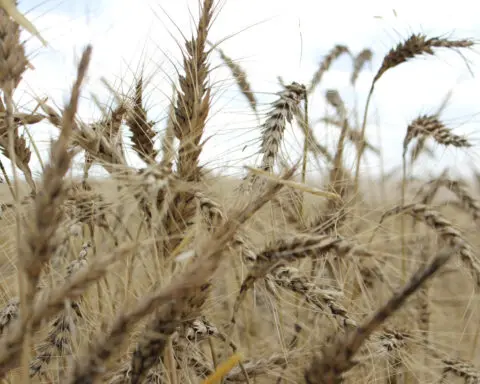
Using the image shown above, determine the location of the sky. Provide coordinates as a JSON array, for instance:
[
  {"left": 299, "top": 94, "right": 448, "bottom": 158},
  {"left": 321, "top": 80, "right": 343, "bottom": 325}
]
[{"left": 9, "top": 0, "right": 480, "bottom": 182}]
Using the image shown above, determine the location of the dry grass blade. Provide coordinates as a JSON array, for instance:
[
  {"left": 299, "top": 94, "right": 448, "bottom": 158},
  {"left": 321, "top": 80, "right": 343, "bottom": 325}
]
[
  {"left": 246, "top": 166, "right": 340, "bottom": 200},
  {"left": 0, "top": 0, "right": 47, "bottom": 46}
]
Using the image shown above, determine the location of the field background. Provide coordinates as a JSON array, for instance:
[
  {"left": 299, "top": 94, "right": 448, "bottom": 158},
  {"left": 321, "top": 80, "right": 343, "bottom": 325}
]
[{"left": 0, "top": 1, "right": 478, "bottom": 384}]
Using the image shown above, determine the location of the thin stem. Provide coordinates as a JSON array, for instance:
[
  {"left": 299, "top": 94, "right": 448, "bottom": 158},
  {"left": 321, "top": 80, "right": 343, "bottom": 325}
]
[
  {"left": 354, "top": 82, "right": 375, "bottom": 196},
  {"left": 0, "top": 158, "right": 14, "bottom": 198},
  {"left": 401, "top": 150, "right": 407, "bottom": 282},
  {"left": 5, "top": 83, "right": 29, "bottom": 384},
  {"left": 300, "top": 94, "right": 309, "bottom": 219}
]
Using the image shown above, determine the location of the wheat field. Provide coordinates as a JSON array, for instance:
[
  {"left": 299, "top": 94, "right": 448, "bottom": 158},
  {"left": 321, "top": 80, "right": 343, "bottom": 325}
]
[{"left": 0, "top": 1, "right": 478, "bottom": 383}]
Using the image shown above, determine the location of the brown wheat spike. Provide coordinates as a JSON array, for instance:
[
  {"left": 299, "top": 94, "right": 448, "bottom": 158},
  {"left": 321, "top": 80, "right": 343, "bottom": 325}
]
[
  {"left": 196, "top": 191, "right": 226, "bottom": 229},
  {"left": 89, "top": 102, "right": 127, "bottom": 170},
  {"left": 16, "top": 42, "right": 90, "bottom": 363},
  {"left": 231, "top": 234, "right": 371, "bottom": 327},
  {"left": 0, "top": 45, "right": 91, "bottom": 378},
  {"left": 304, "top": 246, "right": 454, "bottom": 384},
  {"left": 196, "top": 191, "right": 256, "bottom": 262},
  {"left": 173, "top": 0, "right": 214, "bottom": 181},
  {"left": 159, "top": 88, "right": 176, "bottom": 171},
  {"left": 0, "top": 298, "right": 18, "bottom": 335},
  {"left": 128, "top": 196, "right": 237, "bottom": 383},
  {"left": 327, "top": 90, "right": 350, "bottom": 201},
  {"left": 216, "top": 46, "right": 257, "bottom": 113},
  {"left": 414, "top": 169, "right": 449, "bottom": 206},
  {"left": 403, "top": 115, "right": 471, "bottom": 152},
  {"left": 325, "top": 90, "right": 345, "bottom": 117},
  {"left": 0, "top": 124, "right": 35, "bottom": 192},
  {"left": 0, "top": 6, "right": 28, "bottom": 90},
  {"left": 269, "top": 265, "right": 356, "bottom": 328},
  {"left": 50, "top": 223, "right": 83, "bottom": 270},
  {"left": 440, "top": 358, "right": 480, "bottom": 383},
  {"left": 380, "top": 203, "right": 480, "bottom": 288},
  {"left": 377, "top": 329, "right": 410, "bottom": 383},
  {"left": 126, "top": 76, "right": 158, "bottom": 164},
  {"left": 66, "top": 166, "right": 296, "bottom": 384},
  {"left": 374, "top": 34, "right": 473, "bottom": 84},
  {"left": 29, "top": 244, "right": 91, "bottom": 382},
  {"left": 177, "top": 317, "right": 221, "bottom": 343},
  {"left": 409, "top": 136, "right": 435, "bottom": 165},
  {"left": 0, "top": 242, "right": 136, "bottom": 377},
  {"left": 429, "top": 178, "right": 480, "bottom": 224},
  {"left": 129, "top": 302, "right": 181, "bottom": 384},
  {"left": 260, "top": 82, "right": 306, "bottom": 173},
  {"left": 173, "top": 316, "right": 238, "bottom": 355},
  {"left": 29, "top": 313, "right": 74, "bottom": 378},
  {"left": 39, "top": 101, "right": 128, "bottom": 174},
  {"left": 0, "top": 2, "right": 36, "bottom": 284},
  {"left": 350, "top": 48, "right": 372, "bottom": 86},
  {"left": 309, "top": 45, "right": 350, "bottom": 94}
]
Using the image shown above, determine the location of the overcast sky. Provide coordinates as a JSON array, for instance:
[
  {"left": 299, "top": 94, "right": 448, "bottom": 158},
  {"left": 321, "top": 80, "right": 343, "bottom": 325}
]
[{"left": 10, "top": 0, "right": 480, "bottom": 182}]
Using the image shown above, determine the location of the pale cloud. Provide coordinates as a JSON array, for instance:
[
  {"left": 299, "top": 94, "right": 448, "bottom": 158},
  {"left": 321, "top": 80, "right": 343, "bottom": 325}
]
[{"left": 7, "top": 0, "right": 480, "bottom": 181}]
